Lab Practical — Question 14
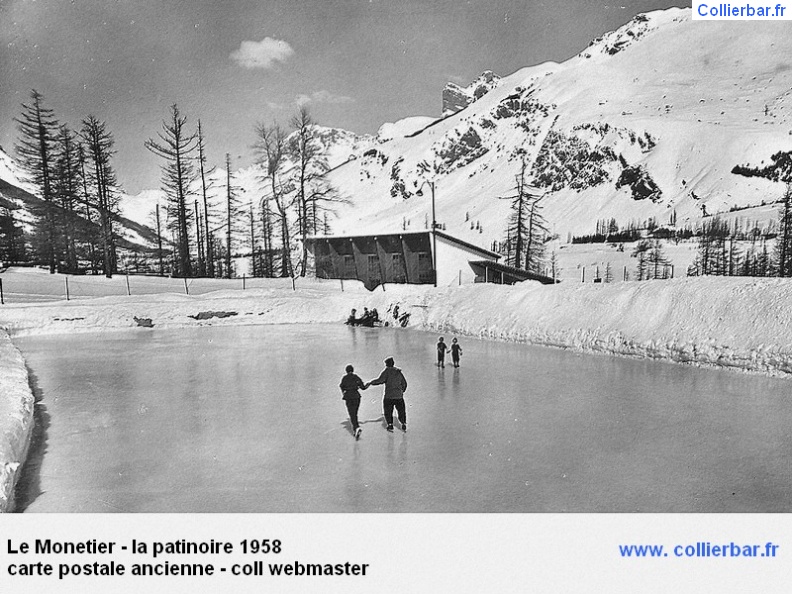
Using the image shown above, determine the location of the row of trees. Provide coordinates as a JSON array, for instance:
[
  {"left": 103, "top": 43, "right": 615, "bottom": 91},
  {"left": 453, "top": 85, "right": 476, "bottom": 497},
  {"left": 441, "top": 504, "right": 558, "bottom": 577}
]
[
  {"left": 499, "top": 155, "right": 548, "bottom": 273},
  {"left": 6, "top": 89, "right": 344, "bottom": 279},
  {"left": 11, "top": 90, "right": 121, "bottom": 276},
  {"left": 686, "top": 187, "right": 792, "bottom": 278},
  {"left": 144, "top": 104, "right": 343, "bottom": 279}
]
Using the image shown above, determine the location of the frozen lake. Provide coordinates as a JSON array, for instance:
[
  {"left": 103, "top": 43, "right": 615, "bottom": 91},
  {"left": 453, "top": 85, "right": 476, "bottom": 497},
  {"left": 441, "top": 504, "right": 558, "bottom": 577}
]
[{"left": 13, "top": 324, "right": 792, "bottom": 512}]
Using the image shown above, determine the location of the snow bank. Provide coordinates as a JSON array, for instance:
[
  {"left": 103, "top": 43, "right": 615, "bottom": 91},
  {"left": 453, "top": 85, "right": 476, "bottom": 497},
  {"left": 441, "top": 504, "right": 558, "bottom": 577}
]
[
  {"left": 414, "top": 277, "right": 792, "bottom": 375},
  {"left": 0, "top": 330, "right": 34, "bottom": 512},
  {"left": 3, "top": 275, "right": 792, "bottom": 510},
  {"left": 3, "top": 275, "right": 792, "bottom": 375}
]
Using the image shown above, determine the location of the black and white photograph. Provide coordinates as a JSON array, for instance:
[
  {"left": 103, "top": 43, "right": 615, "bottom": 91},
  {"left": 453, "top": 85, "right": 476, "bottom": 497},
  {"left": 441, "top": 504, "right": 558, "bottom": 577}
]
[{"left": 1, "top": 0, "right": 792, "bottom": 589}]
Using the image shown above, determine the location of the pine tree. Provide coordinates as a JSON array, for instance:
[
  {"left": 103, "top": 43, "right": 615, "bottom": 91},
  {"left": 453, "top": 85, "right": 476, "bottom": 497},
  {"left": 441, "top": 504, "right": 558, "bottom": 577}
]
[
  {"left": 500, "top": 155, "right": 547, "bottom": 271},
  {"left": 0, "top": 208, "right": 25, "bottom": 263},
  {"left": 647, "top": 240, "right": 668, "bottom": 280},
  {"left": 52, "top": 125, "right": 82, "bottom": 272},
  {"left": 774, "top": 183, "right": 792, "bottom": 277},
  {"left": 604, "top": 261, "right": 613, "bottom": 283},
  {"left": 77, "top": 143, "right": 101, "bottom": 273},
  {"left": 145, "top": 105, "right": 197, "bottom": 277},
  {"left": 80, "top": 116, "right": 121, "bottom": 277},
  {"left": 14, "top": 89, "right": 60, "bottom": 272},
  {"left": 632, "top": 240, "right": 651, "bottom": 280}
]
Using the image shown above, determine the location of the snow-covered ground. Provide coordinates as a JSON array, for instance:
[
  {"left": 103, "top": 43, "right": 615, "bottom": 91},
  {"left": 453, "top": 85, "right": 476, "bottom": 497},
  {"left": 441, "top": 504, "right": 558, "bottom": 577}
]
[
  {"left": 0, "top": 332, "right": 34, "bottom": 512},
  {"left": 2, "top": 268, "right": 792, "bottom": 510}
]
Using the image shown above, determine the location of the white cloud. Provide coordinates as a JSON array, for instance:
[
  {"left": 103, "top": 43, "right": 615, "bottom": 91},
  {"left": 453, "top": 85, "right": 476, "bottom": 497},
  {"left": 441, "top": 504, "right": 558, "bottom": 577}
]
[
  {"left": 295, "top": 90, "right": 354, "bottom": 106},
  {"left": 230, "top": 37, "right": 294, "bottom": 69}
]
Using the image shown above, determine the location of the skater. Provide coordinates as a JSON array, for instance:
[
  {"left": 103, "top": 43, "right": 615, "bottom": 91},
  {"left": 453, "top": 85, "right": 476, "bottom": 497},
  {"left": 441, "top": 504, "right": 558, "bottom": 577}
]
[
  {"left": 436, "top": 336, "right": 449, "bottom": 368},
  {"left": 451, "top": 337, "right": 463, "bottom": 368},
  {"left": 340, "top": 364, "right": 368, "bottom": 439},
  {"left": 346, "top": 309, "right": 359, "bottom": 326},
  {"left": 366, "top": 357, "right": 408, "bottom": 432}
]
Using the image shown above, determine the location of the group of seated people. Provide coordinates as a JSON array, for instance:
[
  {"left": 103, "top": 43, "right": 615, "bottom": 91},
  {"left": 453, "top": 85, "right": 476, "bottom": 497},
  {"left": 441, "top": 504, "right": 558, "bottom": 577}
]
[{"left": 345, "top": 307, "right": 381, "bottom": 327}]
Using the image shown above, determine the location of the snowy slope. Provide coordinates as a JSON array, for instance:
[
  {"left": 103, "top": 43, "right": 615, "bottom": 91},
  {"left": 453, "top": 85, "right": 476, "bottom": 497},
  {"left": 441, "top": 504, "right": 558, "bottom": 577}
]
[
  {"left": 0, "top": 145, "right": 161, "bottom": 252},
  {"left": 320, "top": 8, "right": 792, "bottom": 246}
]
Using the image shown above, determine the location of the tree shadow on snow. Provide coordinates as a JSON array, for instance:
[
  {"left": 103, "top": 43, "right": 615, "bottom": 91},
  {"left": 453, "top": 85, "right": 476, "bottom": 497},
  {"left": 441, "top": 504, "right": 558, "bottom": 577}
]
[{"left": 13, "top": 368, "right": 50, "bottom": 512}]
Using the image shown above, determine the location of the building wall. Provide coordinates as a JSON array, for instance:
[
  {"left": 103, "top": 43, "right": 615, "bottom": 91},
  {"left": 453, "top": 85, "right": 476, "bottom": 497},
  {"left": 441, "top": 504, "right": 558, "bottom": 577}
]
[{"left": 434, "top": 234, "right": 497, "bottom": 287}]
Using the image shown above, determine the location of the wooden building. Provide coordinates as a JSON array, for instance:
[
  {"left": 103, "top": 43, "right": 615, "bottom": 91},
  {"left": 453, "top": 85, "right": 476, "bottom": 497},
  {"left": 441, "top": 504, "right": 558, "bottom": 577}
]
[{"left": 305, "top": 229, "right": 501, "bottom": 289}]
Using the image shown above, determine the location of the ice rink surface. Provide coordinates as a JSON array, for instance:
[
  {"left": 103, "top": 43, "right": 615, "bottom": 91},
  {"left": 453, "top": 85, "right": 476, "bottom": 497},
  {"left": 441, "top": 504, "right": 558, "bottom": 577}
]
[{"left": 13, "top": 324, "right": 792, "bottom": 512}]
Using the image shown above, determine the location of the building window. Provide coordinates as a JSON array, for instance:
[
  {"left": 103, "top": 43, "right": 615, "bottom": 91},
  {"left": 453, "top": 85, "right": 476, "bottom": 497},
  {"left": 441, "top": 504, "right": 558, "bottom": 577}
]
[
  {"left": 368, "top": 255, "right": 381, "bottom": 282},
  {"left": 343, "top": 255, "right": 356, "bottom": 279},
  {"left": 418, "top": 252, "right": 433, "bottom": 283},
  {"left": 316, "top": 255, "right": 333, "bottom": 279},
  {"left": 392, "top": 253, "right": 406, "bottom": 283}
]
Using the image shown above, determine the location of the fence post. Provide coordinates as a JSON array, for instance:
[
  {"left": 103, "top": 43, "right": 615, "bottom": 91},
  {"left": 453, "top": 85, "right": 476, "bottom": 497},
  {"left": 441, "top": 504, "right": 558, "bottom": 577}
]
[
  {"left": 126, "top": 271, "right": 131, "bottom": 296},
  {"left": 340, "top": 278, "right": 344, "bottom": 292},
  {"left": 243, "top": 274, "right": 246, "bottom": 290},
  {"left": 459, "top": 270, "right": 461, "bottom": 286},
  {"left": 0, "top": 278, "right": 4, "bottom": 304},
  {"left": 65, "top": 276, "right": 70, "bottom": 301},
  {"left": 623, "top": 266, "right": 627, "bottom": 281},
  {"left": 582, "top": 266, "right": 585, "bottom": 283},
  {"left": 184, "top": 277, "right": 189, "bottom": 295},
  {"left": 292, "top": 277, "right": 296, "bottom": 291}
]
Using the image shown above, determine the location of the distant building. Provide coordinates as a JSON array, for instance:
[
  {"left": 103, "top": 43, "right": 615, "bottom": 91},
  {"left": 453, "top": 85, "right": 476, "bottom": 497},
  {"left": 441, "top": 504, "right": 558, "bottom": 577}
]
[{"left": 305, "top": 229, "right": 503, "bottom": 290}]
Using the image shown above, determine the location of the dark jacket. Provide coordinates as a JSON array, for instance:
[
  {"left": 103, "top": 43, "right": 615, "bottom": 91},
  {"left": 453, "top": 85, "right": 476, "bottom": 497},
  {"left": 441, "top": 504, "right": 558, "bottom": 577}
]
[
  {"left": 370, "top": 366, "right": 407, "bottom": 400},
  {"left": 340, "top": 373, "right": 365, "bottom": 400}
]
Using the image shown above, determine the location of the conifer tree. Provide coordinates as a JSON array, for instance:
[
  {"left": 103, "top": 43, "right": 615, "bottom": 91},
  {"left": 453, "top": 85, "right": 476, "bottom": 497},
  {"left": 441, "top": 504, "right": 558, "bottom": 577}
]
[
  {"left": 145, "top": 105, "right": 197, "bottom": 277},
  {"left": 632, "top": 240, "right": 651, "bottom": 280},
  {"left": 0, "top": 208, "right": 25, "bottom": 263},
  {"left": 774, "top": 183, "right": 792, "bottom": 277},
  {"left": 14, "top": 89, "right": 60, "bottom": 272},
  {"left": 52, "top": 125, "right": 82, "bottom": 272},
  {"left": 81, "top": 115, "right": 121, "bottom": 277}
]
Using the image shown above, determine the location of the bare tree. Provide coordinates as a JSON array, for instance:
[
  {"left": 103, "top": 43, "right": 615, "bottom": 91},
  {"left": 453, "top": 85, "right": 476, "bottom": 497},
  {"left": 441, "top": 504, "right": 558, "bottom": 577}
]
[
  {"left": 196, "top": 120, "right": 217, "bottom": 277},
  {"left": 286, "top": 106, "right": 344, "bottom": 275},
  {"left": 255, "top": 122, "right": 293, "bottom": 277},
  {"left": 223, "top": 153, "right": 243, "bottom": 278}
]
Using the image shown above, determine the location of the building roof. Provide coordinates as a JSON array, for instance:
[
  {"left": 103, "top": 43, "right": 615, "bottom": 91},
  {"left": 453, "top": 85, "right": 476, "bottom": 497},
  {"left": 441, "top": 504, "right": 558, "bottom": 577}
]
[
  {"left": 306, "top": 229, "right": 500, "bottom": 260},
  {"left": 468, "top": 260, "right": 559, "bottom": 285},
  {"left": 434, "top": 230, "right": 500, "bottom": 259}
]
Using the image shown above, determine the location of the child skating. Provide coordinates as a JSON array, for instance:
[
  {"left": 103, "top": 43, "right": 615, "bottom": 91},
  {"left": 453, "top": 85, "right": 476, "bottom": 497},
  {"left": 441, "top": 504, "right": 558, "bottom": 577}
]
[
  {"left": 451, "top": 337, "right": 463, "bottom": 368},
  {"left": 436, "top": 336, "right": 449, "bottom": 368}
]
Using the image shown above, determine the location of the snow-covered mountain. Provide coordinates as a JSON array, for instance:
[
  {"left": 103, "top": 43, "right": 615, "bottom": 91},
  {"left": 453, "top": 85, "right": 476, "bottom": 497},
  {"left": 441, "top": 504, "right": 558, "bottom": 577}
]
[
  {"left": 323, "top": 7, "right": 792, "bottom": 247},
  {"left": 0, "top": 144, "right": 160, "bottom": 253},
  {"left": 7, "top": 8, "right": 792, "bottom": 255}
]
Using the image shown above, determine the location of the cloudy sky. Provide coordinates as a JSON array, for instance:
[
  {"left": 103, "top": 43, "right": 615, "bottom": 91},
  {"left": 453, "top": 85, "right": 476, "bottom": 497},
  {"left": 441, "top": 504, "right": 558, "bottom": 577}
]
[{"left": 0, "top": 0, "right": 680, "bottom": 193}]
